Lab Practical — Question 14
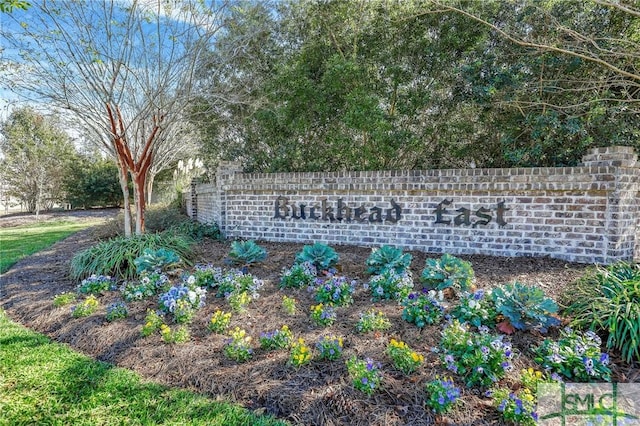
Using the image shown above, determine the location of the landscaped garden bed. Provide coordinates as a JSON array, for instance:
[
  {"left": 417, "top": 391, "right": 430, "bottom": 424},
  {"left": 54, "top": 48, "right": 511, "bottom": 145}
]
[{"left": 2, "top": 216, "right": 638, "bottom": 425}]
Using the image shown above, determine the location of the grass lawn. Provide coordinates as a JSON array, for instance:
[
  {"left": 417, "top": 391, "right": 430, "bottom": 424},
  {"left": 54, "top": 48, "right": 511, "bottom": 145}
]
[{"left": 0, "top": 219, "right": 101, "bottom": 274}]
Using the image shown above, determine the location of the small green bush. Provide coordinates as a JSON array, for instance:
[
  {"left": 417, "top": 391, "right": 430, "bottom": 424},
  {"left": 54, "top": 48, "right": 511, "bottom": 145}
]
[
  {"left": 294, "top": 243, "right": 339, "bottom": 271},
  {"left": 492, "top": 282, "right": 559, "bottom": 332},
  {"left": 228, "top": 240, "right": 267, "bottom": 266},
  {"left": 70, "top": 232, "right": 195, "bottom": 281},
  {"left": 421, "top": 254, "right": 474, "bottom": 295},
  {"left": 365, "top": 245, "right": 412, "bottom": 275}
]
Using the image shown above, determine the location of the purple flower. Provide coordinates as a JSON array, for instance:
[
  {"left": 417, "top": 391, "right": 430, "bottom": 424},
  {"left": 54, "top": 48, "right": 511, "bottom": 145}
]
[
  {"left": 473, "top": 290, "right": 484, "bottom": 300},
  {"left": 361, "top": 377, "right": 368, "bottom": 385},
  {"left": 599, "top": 353, "right": 610, "bottom": 366}
]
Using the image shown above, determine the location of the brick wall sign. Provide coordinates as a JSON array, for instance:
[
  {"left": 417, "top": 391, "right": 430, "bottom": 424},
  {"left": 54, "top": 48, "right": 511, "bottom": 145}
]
[{"left": 185, "top": 146, "right": 640, "bottom": 264}]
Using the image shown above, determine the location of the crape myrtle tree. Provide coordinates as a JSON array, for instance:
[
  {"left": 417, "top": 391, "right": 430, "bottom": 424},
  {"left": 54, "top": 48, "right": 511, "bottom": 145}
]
[{"left": 1, "top": 0, "right": 228, "bottom": 236}]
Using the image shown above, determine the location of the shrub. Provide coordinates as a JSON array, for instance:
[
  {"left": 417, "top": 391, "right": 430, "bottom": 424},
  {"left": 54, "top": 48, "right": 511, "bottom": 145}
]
[
  {"left": 439, "top": 320, "right": 514, "bottom": 388},
  {"left": 224, "top": 327, "right": 253, "bottom": 363},
  {"left": 53, "top": 292, "right": 77, "bottom": 307},
  {"left": 144, "top": 205, "right": 222, "bottom": 240},
  {"left": 158, "top": 279, "right": 206, "bottom": 324},
  {"left": 77, "top": 274, "right": 114, "bottom": 295},
  {"left": 346, "top": 357, "right": 382, "bottom": 396},
  {"left": 449, "top": 289, "right": 498, "bottom": 329},
  {"left": 365, "top": 245, "right": 412, "bottom": 275},
  {"left": 368, "top": 270, "right": 414, "bottom": 301},
  {"left": 133, "top": 248, "right": 181, "bottom": 274},
  {"left": 386, "top": 338, "right": 424, "bottom": 374},
  {"left": 105, "top": 302, "right": 128, "bottom": 322},
  {"left": 70, "top": 232, "right": 195, "bottom": 281},
  {"left": 566, "top": 262, "right": 640, "bottom": 363},
  {"left": 294, "top": 243, "right": 339, "bottom": 271},
  {"left": 314, "top": 275, "right": 356, "bottom": 306},
  {"left": 279, "top": 262, "right": 317, "bottom": 289},
  {"left": 315, "top": 335, "right": 343, "bottom": 361},
  {"left": 228, "top": 240, "right": 267, "bottom": 266},
  {"left": 401, "top": 290, "right": 445, "bottom": 327},
  {"left": 259, "top": 325, "right": 294, "bottom": 350},
  {"left": 425, "top": 377, "right": 461, "bottom": 414},
  {"left": 207, "top": 310, "right": 232, "bottom": 334},
  {"left": 491, "top": 282, "right": 560, "bottom": 333},
  {"left": 421, "top": 254, "right": 475, "bottom": 295},
  {"left": 289, "top": 338, "right": 313, "bottom": 367},
  {"left": 534, "top": 327, "right": 611, "bottom": 382},
  {"left": 355, "top": 310, "right": 391, "bottom": 333},
  {"left": 71, "top": 295, "right": 99, "bottom": 318}
]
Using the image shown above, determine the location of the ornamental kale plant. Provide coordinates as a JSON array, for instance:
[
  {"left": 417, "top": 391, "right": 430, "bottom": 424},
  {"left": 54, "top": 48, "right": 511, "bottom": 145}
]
[
  {"left": 71, "top": 295, "right": 99, "bottom": 318},
  {"left": 280, "top": 262, "right": 317, "bottom": 289},
  {"left": 449, "top": 289, "right": 498, "bottom": 328},
  {"left": 310, "top": 303, "right": 337, "bottom": 327},
  {"left": 491, "top": 282, "right": 560, "bottom": 332},
  {"left": 386, "top": 338, "right": 424, "bottom": 374},
  {"left": 121, "top": 272, "right": 170, "bottom": 302},
  {"left": 401, "top": 290, "right": 445, "bottom": 327},
  {"left": 346, "top": 357, "right": 383, "bottom": 396},
  {"left": 289, "top": 338, "right": 313, "bottom": 367},
  {"left": 421, "top": 254, "right": 475, "bottom": 295},
  {"left": 534, "top": 327, "right": 612, "bottom": 382},
  {"left": 368, "top": 270, "right": 414, "bottom": 301},
  {"left": 224, "top": 327, "right": 253, "bottom": 363},
  {"left": 365, "top": 245, "right": 412, "bottom": 275},
  {"left": 259, "top": 325, "right": 294, "bottom": 350},
  {"left": 158, "top": 279, "right": 206, "bottom": 324},
  {"left": 314, "top": 275, "right": 356, "bottom": 306},
  {"left": 77, "top": 274, "right": 114, "bottom": 295},
  {"left": 134, "top": 247, "right": 181, "bottom": 274},
  {"left": 207, "top": 310, "right": 232, "bottom": 334},
  {"left": 228, "top": 240, "right": 267, "bottom": 266},
  {"left": 294, "top": 243, "right": 339, "bottom": 271},
  {"left": 315, "top": 335, "right": 343, "bottom": 361},
  {"left": 439, "top": 320, "right": 515, "bottom": 388},
  {"left": 53, "top": 292, "right": 76, "bottom": 307},
  {"left": 425, "top": 377, "right": 461, "bottom": 414},
  {"left": 105, "top": 301, "right": 128, "bottom": 322},
  {"left": 355, "top": 309, "right": 391, "bottom": 333}
]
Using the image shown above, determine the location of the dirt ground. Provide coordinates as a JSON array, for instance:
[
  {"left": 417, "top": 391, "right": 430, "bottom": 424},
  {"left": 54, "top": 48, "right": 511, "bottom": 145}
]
[{"left": 1, "top": 211, "right": 638, "bottom": 425}]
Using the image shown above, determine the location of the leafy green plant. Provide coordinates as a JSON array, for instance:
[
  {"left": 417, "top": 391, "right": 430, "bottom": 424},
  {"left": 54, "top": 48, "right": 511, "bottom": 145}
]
[
  {"left": 355, "top": 310, "right": 391, "bottom": 333},
  {"left": 565, "top": 262, "right": 640, "bottom": 363},
  {"left": 491, "top": 282, "right": 560, "bottom": 333},
  {"left": 207, "top": 310, "right": 232, "bottom": 334},
  {"left": 294, "top": 243, "right": 339, "bottom": 271},
  {"left": 71, "top": 295, "right": 99, "bottom": 318},
  {"left": 282, "top": 295, "right": 297, "bottom": 315},
  {"left": 366, "top": 245, "right": 412, "bottom": 275},
  {"left": 314, "top": 275, "right": 356, "bottom": 306},
  {"left": 259, "top": 325, "right": 294, "bottom": 350},
  {"left": 346, "top": 357, "right": 382, "bottom": 396},
  {"left": 401, "top": 290, "right": 445, "bottom": 327},
  {"left": 421, "top": 254, "right": 475, "bottom": 295},
  {"left": 133, "top": 248, "right": 181, "bottom": 274},
  {"left": 224, "top": 327, "right": 253, "bottom": 363},
  {"left": 121, "top": 272, "right": 170, "bottom": 302},
  {"left": 70, "top": 232, "right": 195, "bottom": 281},
  {"left": 228, "top": 291, "right": 251, "bottom": 313},
  {"left": 228, "top": 240, "right": 267, "bottom": 266},
  {"left": 489, "top": 387, "right": 537, "bottom": 426},
  {"left": 449, "top": 289, "right": 498, "bottom": 328},
  {"left": 310, "top": 303, "right": 336, "bottom": 327},
  {"left": 425, "top": 377, "right": 461, "bottom": 414},
  {"left": 105, "top": 302, "right": 128, "bottom": 322},
  {"left": 141, "top": 309, "right": 165, "bottom": 337},
  {"left": 386, "top": 338, "right": 424, "bottom": 374},
  {"left": 289, "top": 338, "right": 313, "bottom": 368},
  {"left": 76, "top": 274, "right": 114, "bottom": 295},
  {"left": 160, "top": 324, "right": 190, "bottom": 344},
  {"left": 53, "top": 292, "right": 77, "bottom": 307},
  {"left": 158, "top": 280, "right": 207, "bottom": 324},
  {"left": 279, "top": 262, "right": 317, "bottom": 289},
  {"left": 368, "top": 269, "right": 414, "bottom": 301},
  {"left": 315, "top": 335, "right": 343, "bottom": 361}
]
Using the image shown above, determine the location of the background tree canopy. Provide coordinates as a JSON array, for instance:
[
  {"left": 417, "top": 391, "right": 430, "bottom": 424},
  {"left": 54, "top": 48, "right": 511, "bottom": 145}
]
[{"left": 191, "top": 0, "right": 640, "bottom": 173}]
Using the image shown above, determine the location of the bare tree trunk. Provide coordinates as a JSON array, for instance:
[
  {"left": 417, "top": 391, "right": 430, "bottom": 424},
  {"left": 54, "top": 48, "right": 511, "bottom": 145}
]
[
  {"left": 132, "top": 171, "right": 147, "bottom": 235},
  {"left": 117, "top": 159, "right": 133, "bottom": 237},
  {"left": 145, "top": 172, "right": 155, "bottom": 206}
]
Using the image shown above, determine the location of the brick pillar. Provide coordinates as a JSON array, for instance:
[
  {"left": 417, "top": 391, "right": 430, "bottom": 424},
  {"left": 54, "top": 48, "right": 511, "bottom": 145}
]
[
  {"left": 213, "top": 161, "right": 243, "bottom": 237},
  {"left": 581, "top": 146, "right": 640, "bottom": 263}
]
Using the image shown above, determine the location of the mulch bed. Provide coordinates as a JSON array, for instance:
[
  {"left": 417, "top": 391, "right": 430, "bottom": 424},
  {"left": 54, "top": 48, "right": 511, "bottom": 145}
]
[{"left": 2, "top": 217, "right": 638, "bottom": 425}]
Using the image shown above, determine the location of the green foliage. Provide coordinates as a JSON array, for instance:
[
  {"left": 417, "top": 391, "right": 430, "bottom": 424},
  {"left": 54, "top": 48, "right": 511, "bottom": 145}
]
[
  {"left": 63, "top": 158, "right": 121, "bottom": 209},
  {"left": 425, "top": 377, "right": 461, "bottom": 414},
  {"left": 281, "top": 295, "right": 297, "bottom": 315},
  {"left": 289, "top": 338, "right": 313, "bottom": 367},
  {"left": 144, "top": 205, "right": 221, "bottom": 240},
  {"left": 121, "top": 272, "right": 170, "bottom": 302},
  {"left": 207, "top": 310, "right": 232, "bottom": 334},
  {"left": 224, "top": 327, "right": 253, "bottom": 363},
  {"left": 386, "top": 339, "right": 424, "bottom": 375},
  {"left": 71, "top": 295, "right": 99, "bottom": 318},
  {"left": 133, "top": 247, "right": 181, "bottom": 274},
  {"left": 566, "top": 262, "right": 640, "bottom": 363},
  {"left": 490, "top": 387, "right": 537, "bottom": 426},
  {"left": 228, "top": 240, "right": 267, "bottom": 266},
  {"left": 491, "top": 282, "right": 560, "bottom": 332},
  {"left": 76, "top": 274, "right": 114, "bottom": 295},
  {"left": 259, "top": 325, "right": 294, "bottom": 350},
  {"left": 141, "top": 310, "right": 165, "bottom": 337},
  {"left": 52, "top": 292, "right": 76, "bottom": 307},
  {"left": 355, "top": 310, "right": 391, "bottom": 333},
  {"left": 346, "top": 356, "right": 382, "bottom": 396},
  {"left": 315, "top": 335, "right": 343, "bottom": 361},
  {"left": 279, "top": 262, "right": 317, "bottom": 289},
  {"left": 421, "top": 254, "right": 475, "bottom": 295},
  {"left": 294, "top": 243, "right": 339, "bottom": 271},
  {"left": 0, "top": 0, "right": 30, "bottom": 13},
  {"left": 160, "top": 324, "right": 190, "bottom": 344},
  {"left": 366, "top": 245, "right": 412, "bottom": 275},
  {"left": 310, "top": 303, "right": 336, "bottom": 327},
  {"left": 401, "top": 291, "right": 445, "bottom": 328},
  {"left": 449, "top": 290, "right": 498, "bottom": 329},
  {"left": 105, "top": 302, "right": 128, "bottom": 322},
  {"left": 314, "top": 275, "right": 356, "bottom": 307},
  {"left": 369, "top": 270, "right": 414, "bottom": 301},
  {"left": 70, "top": 232, "right": 195, "bottom": 281}
]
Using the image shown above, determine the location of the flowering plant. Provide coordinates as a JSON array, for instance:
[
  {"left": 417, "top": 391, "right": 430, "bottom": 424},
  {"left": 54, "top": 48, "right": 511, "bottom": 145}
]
[
  {"left": 77, "top": 274, "right": 114, "bottom": 295},
  {"left": 259, "top": 325, "right": 294, "bottom": 350},
  {"left": 53, "top": 292, "right": 76, "bottom": 307},
  {"left": 71, "top": 295, "right": 99, "bottom": 318},
  {"left": 224, "top": 327, "right": 253, "bottom": 363},
  {"left": 489, "top": 388, "right": 537, "bottom": 425},
  {"left": 315, "top": 335, "right": 343, "bottom": 361},
  {"left": 401, "top": 290, "right": 445, "bottom": 327},
  {"left": 141, "top": 309, "right": 165, "bottom": 337},
  {"left": 346, "top": 357, "right": 382, "bottom": 396},
  {"left": 386, "top": 338, "right": 424, "bottom": 374},
  {"left": 289, "top": 338, "right": 313, "bottom": 367},
  {"left": 314, "top": 275, "right": 356, "bottom": 306},
  {"left": 215, "top": 270, "right": 263, "bottom": 301},
  {"left": 160, "top": 324, "right": 190, "bottom": 344},
  {"left": 425, "top": 377, "right": 461, "bottom": 414},
  {"left": 192, "top": 264, "right": 225, "bottom": 288},
  {"left": 368, "top": 270, "right": 414, "bottom": 301},
  {"left": 158, "top": 281, "right": 206, "bottom": 324},
  {"left": 280, "top": 262, "right": 317, "bottom": 289},
  {"left": 105, "top": 301, "right": 128, "bottom": 322},
  {"left": 355, "top": 309, "right": 391, "bottom": 333},
  {"left": 121, "top": 272, "right": 170, "bottom": 302},
  {"left": 310, "top": 303, "right": 337, "bottom": 327},
  {"left": 228, "top": 290, "right": 251, "bottom": 312},
  {"left": 207, "top": 310, "right": 232, "bottom": 334},
  {"left": 449, "top": 289, "right": 497, "bottom": 328},
  {"left": 533, "top": 327, "right": 611, "bottom": 382},
  {"left": 439, "top": 320, "right": 514, "bottom": 387},
  {"left": 282, "top": 295, "right": 297, "bottom": 315}
]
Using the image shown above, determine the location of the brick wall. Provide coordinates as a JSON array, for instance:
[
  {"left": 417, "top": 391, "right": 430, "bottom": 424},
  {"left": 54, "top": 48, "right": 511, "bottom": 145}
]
[{"left": 185, "top": 146, "right": 640, "bottom": 264}]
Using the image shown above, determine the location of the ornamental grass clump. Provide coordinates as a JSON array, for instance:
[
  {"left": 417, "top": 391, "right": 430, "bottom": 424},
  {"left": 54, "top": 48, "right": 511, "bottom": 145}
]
[
  {"left": 491, "top": 281, "right": 560, "bottom": 333},
  {"left": 401, "top": 290, "right": 445, "bottom": 327},
  {"left": 141, "top": 309, "right": 165, "bottom": 337},
  {"left": 77, "top": 274, "right": 114, "bottom": 295},
  {"left": 207, "top": 310, "right": 232, "bottom": 334},
  {"left": 310, "top": 303, "right": 337, "bottom": 327},
  {"left": 289, "top": 338, "right": 313, "bottom": 367},
  {"left": 53, "top": 292, "right": 76, "bottom": 307},
  {"left": 368, "top": 269, "right": 414, "bottom": 301},
  {"left": 425, "top": 377, "right": 461, "bottom": 414},
  {"left": 315, "top": 335, "right": 343, "bottom": 361},
  {"left": 314, "top": 275, "right": 356, "bottom": 306},
  {"left": 386, "top": 338, "right": 424, "bottom": 374},
  {"left": 346, "top": 357, "right": 382, "bottom": 396},
  {"left": 294, "top": 243, "right": 339, "bottom": 272},
  {"left": 365, "top": 245, "right": 412, "bottom": 275},
  {"left": 534, "top": 327, "right": 611, "bottom": 382},
  {"left": 439, "top": 320, "right": 515, "bottom": 388},
  {"left": 105, "top": 301, "right": 128, "bottom": 322},
  {"left": 71, "top": 295, "right": 99, "bottom": 318},
  {"left": 259, "top": 325, "right": 294, "bottom": 350},
  {"left": 421, "top": 254, "right": 475, "bottom": 295},
  {"left": 158, "top": 278, "right": 206, "bottom": 324},
  {"left": 279, "top": 261, "right": 317, "bottom": 289},
  {"left": 121, "top": 271, "right": 170, "bottom": 302},
  {"left": 355, "top": 309, "right": 391, "bottom": 333},
  {"left": 228, "top": 240, "right": 267, "bottom": 266},
  {"left": 224, "top": 327, "right": 253, "bottom": 363},
  {"left": 449, "top": 289, "right": 498, "bottom": 328}
]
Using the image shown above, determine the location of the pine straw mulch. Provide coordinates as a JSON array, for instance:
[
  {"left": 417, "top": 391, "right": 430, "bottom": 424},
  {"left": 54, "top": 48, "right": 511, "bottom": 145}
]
[{"left": 2, "top": 225, "right": 639, "bottom": 425}]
